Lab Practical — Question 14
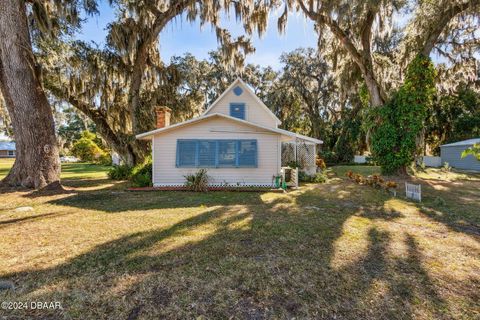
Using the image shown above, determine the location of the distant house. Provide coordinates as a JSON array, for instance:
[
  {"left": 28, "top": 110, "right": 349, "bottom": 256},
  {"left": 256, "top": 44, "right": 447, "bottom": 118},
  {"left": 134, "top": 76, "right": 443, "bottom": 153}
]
[
  {"left": 441, "top": 138, "right": 480, "bottom": 171},
  {"left": 0, "top": 141, "right": 15, "bottom": 158},
  {"left": 136, "top": 78, "right": 323, "bottom": 187}
]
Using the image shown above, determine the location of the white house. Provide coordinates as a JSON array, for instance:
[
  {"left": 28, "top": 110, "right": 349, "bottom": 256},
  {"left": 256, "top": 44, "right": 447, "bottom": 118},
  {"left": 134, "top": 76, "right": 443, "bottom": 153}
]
[{"left": 136, "top": 78, "right": 322, "bottom": 187}]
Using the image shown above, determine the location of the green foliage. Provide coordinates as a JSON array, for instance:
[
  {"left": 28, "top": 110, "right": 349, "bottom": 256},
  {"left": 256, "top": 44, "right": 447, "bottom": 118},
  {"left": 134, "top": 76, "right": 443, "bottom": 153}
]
[
  {"left": 56, "top": 107, "right": 89, "bottom": 152},
  {"left": 320, "top": 150, "right": 340, "bottom": 165},
  {"left": 298, "top": 171, "right": 327, "bottom": 183},
  {"left": 331, "top": 133, "right": 356, "bottom": 163},
  {"left": 274, "top": 48, "right": 335, "bottom": 142},
  {"left": 107, "top": 158, "right": 152, "bottom": 186},
  {"left": 286, "top": 160, "right": 302, "bottom": 169},
  {"left": 461, "top": 143, "right": 480, "bottom": 161},
  {"left": 130, "top": 160, "right": 153, "bottom": 187},
  {"left": 359, "top": 83, "right": 370, "bottom": 109},
  {"left": 368, "top": 55, "right": 436, "bottom": 174},
  {"left": 71, "top": 131, "right": 111, "bottom": 164},
  {"left": 426, "top": 87, "right": 480, "bottom": 154},
  {"left": 108, "top": 165, "right": 132, "bottom": 180},
  {"left": 184, "top": 169, "right": 210, "bottom": 192}
]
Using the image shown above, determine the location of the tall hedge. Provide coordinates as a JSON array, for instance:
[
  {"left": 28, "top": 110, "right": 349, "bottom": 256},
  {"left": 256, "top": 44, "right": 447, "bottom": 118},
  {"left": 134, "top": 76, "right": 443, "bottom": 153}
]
[{"left": 368, "top": 55, "right": 436, "bottom": 174}]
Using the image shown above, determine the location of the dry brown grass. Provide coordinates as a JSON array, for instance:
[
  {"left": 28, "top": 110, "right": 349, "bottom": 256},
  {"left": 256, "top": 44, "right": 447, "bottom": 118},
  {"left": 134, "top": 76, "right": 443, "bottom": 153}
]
[{"left": 0, "top": 164, "right": 479, "bottom": 319}]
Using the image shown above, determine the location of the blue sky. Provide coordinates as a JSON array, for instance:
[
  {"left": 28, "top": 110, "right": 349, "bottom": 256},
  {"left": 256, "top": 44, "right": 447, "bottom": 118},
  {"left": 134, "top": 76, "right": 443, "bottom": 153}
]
[{"left": 77, "top": 2, "right": 317, "bottom": 70}]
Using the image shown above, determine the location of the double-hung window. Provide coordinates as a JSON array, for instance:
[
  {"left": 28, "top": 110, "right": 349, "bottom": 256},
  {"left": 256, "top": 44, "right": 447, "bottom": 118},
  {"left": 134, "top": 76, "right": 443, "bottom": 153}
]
[{"left": 176, "top": 139, "right": 257, "bottom": 168}]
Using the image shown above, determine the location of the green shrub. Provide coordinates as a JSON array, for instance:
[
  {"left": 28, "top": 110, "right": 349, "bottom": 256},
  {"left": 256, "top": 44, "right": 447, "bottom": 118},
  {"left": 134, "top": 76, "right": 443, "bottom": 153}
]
[
  {"left": 184, "top": 169, "right": 210, "bottom": 192},
  {"left": 286, "top": 160, "right": 302, "bottom": 169},
  {"left": 108, "top": 165, "right": 132, "bottom": 180},
  {"left": 131, "top": 161, "right": 153, "bottom": 187},
  {"left": 107, "top": 159, "right": 153, "bottom": 186},
  {"left": 299, "top": 171, "right": 327, "bottom": 183},
  {"left": 320, "top": 150, "right": 339, "bottom": 165},
  {"left": 71, "top": 131, "right": 110, "bottom": 164},
  {"left": 97, "top": 153, "right": 112, "bottom": 166}
]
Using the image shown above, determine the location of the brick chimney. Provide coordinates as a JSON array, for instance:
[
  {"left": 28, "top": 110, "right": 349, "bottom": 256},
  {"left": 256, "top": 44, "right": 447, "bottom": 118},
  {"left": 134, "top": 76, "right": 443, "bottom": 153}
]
[{"left": 154, "top": 106, "right": 171, "bottom": 129}]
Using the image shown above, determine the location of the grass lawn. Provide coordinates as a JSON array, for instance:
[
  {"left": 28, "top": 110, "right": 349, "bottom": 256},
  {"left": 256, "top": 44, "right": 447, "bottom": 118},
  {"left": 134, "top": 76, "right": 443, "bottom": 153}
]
[
  {"left": 0, "top": 159, "right": 15, "bottom": 179},
  {"left": 0, "top": 162, "right": 479, "bottom": 319}
]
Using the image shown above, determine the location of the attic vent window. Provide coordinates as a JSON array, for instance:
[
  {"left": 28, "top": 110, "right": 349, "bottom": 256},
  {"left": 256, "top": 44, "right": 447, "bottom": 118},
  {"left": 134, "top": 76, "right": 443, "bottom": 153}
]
[
  {"left": 233, "top": 86, "right": 243, "bottom": 96},
  {"left": 230, "top": 103, "right": 246, "bottom": 119}
]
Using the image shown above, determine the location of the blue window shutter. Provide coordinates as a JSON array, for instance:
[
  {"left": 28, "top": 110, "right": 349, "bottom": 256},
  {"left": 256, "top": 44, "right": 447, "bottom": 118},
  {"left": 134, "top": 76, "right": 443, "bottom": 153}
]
[
  {"left": 238, "top": 140, "right": 258, "bottom": 167},
  {"left": 230, "top": 103, "right": 245, "bottom": 119},
  {"left": 176, "top": 140, "right": 197, "bottom": 167},
  {"left": 198, "top": 140, "right": 216, "bottom": 167},
  {"left": 215, "top": 140, "right": 219, "bottom": 167},
  {"left": 177, "top": 139, "right": 257, "bottom": 168},
  {"left": 217, "top": 140, "right": 237, "bottom": 167}
]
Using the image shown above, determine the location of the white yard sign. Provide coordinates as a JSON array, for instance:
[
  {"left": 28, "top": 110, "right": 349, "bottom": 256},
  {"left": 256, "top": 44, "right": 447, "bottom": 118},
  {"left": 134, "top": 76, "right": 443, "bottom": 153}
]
[{"left": 405, "top": 183, "right": 422, "bottom": 202}]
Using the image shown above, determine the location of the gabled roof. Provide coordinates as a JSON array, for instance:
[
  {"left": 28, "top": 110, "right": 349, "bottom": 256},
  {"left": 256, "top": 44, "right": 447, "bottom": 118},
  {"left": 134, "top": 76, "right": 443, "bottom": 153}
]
[
  {"left": 136, "top": 113, "right": 323, "bottom": 144},
  {"left": 203, "top": 78, "right": 282, "bottom": 125},
  {"left": 0, "top": 141, "right": 15, "bottom": 150},
  {"left": 441, "top": 138, "right": 480, "bottom": 147}
]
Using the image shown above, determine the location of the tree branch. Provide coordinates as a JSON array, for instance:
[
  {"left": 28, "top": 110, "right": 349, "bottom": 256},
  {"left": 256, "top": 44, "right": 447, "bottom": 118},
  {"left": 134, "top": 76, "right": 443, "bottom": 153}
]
[
  {"left": 421, "top": 0, "right": 479, "bottom": 56},
  {"left": 297, "top": 0, "right": 386, "bottom": 105},
  {"left": 128, "top": 0, "right": 197, "bottom": 134},
  {"left": 47, "top": 83, "right": 125, "bottom": 153},
  {"left": 297, "top": 1, "right": 365, "bottom": 75},
  {"left": 359, "top": 5, "right": 378, "bottom": 61}
]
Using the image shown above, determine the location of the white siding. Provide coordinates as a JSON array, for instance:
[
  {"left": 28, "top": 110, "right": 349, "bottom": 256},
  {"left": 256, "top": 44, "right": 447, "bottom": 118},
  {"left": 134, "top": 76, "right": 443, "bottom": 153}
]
[
  {"left": 152, "top": 117, "right": 281, "bottom": 186},
  {"left": 205, "top": 82, "right": 278, "bottom": 128}
]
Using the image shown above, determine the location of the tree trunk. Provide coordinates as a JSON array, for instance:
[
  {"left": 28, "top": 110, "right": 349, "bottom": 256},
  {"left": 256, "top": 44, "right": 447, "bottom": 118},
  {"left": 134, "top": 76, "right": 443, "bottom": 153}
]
[
  {"left": 0, "top": 0, "right": 61, "bottom": 189},
  {"left": 127, "top": 1, "right": 191, "bottom": 135},
  {"left": 363, "top": 72, "right": 385, "bottom": 107},
  {"left": 396, "top": 165, "right": 408, "bottom": 176}
]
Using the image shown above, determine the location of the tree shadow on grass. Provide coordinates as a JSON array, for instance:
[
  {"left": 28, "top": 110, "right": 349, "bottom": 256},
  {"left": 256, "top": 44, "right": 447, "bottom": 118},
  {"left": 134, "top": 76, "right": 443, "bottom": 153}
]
[
  {"left": 413, "top": 180, "right": 480, "bottom": 236},
  {"left": 0, "top": 182, "right": 459, "bottom": 319},
  {"left": 389, "top": 234, "right": 450, "bottom": 319},
  {"left": 346, "top": 174, "right": 480, "bottom": 237},
  {"left": 357, "top": 206, "right": 404, "bottom": 220},
  {"left": 0, "top": 211, "right": 71, "bottom": 230},
  {"left": 61, "top": 178, "right": 118, "bottom": 189},
  {"left": 45, "top": 188, "right": 274, "bottom": 212}
]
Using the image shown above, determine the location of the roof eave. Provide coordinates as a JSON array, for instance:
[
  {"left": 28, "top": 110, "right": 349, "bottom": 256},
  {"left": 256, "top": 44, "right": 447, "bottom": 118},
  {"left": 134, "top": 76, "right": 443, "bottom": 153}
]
[{"left": 135, "top": 113, "right": 291, "bottom": 140}]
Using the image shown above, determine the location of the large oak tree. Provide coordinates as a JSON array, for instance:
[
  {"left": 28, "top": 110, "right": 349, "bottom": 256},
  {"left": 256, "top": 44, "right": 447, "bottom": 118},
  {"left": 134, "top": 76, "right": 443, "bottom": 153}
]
[
  {"left": 276, "top": 0, "right": 480, "bottom": 107},
  {"left": 0, "top": 0, "right": 98, "bottom": 189},
  {"left": 40, "top": 0, "right": 269, "bottom": 165},
  {"left": 0, "top": 0, "right": 61, "bottom": 188}
]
